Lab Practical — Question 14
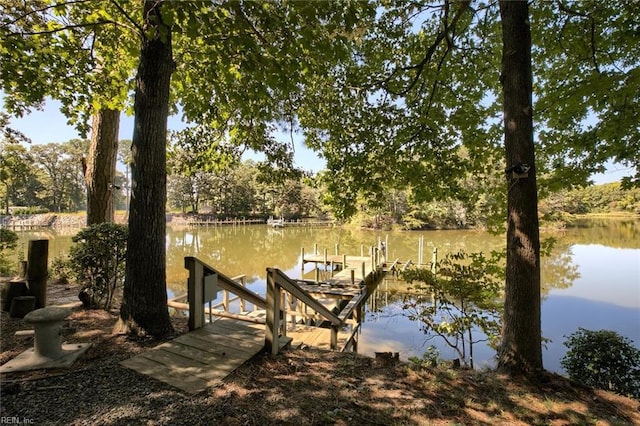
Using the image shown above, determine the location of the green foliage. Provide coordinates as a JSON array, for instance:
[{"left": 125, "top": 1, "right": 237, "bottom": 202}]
[
  {"left": 0, "top": 228, "right": 18, "bottom": 251},
  {"left": 0, "top": 228, "right": 18, "bottom": 275},
  {"left": 561, "top": 328, "right": 640, "bottom": 399},
  {"left": 167, "top": 156, "right": 322, "bottom": 219},
  {"left": 408, "top": 345, "right": 440, "bottom": 369},
  {"left": 49, "top": 255, "right": 72, "bottom": 285},
  {"left": 68, "top": 223, "right": 127, "bottom": 310},
  {"left": 402, "top": 250, "right": 504, "bottom": 368},
  {"left": 0, "top": 139, "right": 89, "bottom": 214},
  {"left": 30, "top": 140, "right": 88, "bottom": 212},
  {"left": 540, "top": 182, "right": 640, "bottom": 218},
  {"left": 532, "top": 2, "right": 640, "bottom": 189},
  {"left": 0, "top": 1, "right": 138, "bottom": 135}
]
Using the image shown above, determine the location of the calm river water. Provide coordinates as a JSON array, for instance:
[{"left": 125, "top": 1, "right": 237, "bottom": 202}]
[{"left": 16, "top": 218, "right": 640, "bottom": 374}]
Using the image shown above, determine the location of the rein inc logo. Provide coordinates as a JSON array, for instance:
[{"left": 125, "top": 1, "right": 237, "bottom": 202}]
[{"left": 0, "top": 418, "right": 34, "bottom": 424}]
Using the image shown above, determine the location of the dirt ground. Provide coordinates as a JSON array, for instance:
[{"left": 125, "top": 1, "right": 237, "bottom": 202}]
[{"left": 1, "top": 282, "right": 639, "bottom": 425}]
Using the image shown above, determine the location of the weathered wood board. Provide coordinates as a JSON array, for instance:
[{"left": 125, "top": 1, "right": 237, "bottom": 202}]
[{"left": 120, "top": 318, "right": 289, "bottom": 394}]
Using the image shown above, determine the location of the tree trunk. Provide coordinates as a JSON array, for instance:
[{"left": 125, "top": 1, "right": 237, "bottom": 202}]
[
  {"left": 115, "top": 0, "right": 173, "bottom": 337},
  {"left": 497, "top": 0, "right": 543, "bottom": 376},
  {"left": 86, "top": 108, "right": 120, "bottom": 225},
  {"left": 3, "top": 185, "right": 8, "bottom": 215}
]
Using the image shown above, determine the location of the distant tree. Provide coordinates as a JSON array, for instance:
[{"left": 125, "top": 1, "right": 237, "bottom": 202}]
[
  {"left": 0, "top": 142, "right": 31, "bottom": 214},
  {"left": 0, "top": 228, "right": 18, "bottom": 275},
  {"left": 30, "top": 141, "right": 87, "bottom": 212},
  {"left": 167, "top": 174, "right": 198, "bottom": 214}
]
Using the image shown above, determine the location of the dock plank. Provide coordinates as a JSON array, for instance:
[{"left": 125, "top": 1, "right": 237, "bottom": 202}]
[
  {"left": 120, "top": 318, "right": 267, "bottom": 394},
  {"left": 120, "top": 355, "right": 210, "bottom": 394}
]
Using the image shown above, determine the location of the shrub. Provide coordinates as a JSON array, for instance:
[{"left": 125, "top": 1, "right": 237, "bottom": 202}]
[
  {"left": 0, "top": 228, "right": 19, "bottom": 275},
  {"left": 561, "top": 328, "right": 640, "bottom": 399},
  {"left": 408, "top": 345, "right": 440, "bottom": 369},
  {"left": 68, "top": 223, "right": 128, "bottom": 310},
  {"left": 50, "top": 255, "right": 72, "bottom": 285}
]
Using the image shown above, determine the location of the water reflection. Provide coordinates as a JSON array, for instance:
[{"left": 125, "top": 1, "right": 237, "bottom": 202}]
[{"left": 14, "top": 219, "right": 639, "bottom": 373}]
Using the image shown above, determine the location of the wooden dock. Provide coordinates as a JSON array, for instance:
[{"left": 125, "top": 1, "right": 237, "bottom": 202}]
[
  {"left": 302, "top": 253, "right": 380, "bottom": 288},
  {"left": 120, "top": 317, "right": 290, "bottom": 394},
  {"left": 123, "top": 250, "right": 386, "bottom": 394}
]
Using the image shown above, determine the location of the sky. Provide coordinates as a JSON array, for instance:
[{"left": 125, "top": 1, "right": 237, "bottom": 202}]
[{"left": 2, "top": 96, "right": 633, "bottom": 184}]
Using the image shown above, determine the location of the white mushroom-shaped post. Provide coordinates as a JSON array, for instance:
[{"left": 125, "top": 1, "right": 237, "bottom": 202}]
[{"left": 23, "top": 306, "right": 72, "bottom": 359}]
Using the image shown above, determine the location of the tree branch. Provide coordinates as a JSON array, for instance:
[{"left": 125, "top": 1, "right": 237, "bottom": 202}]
[
  {"left": 6, "top": 20, "right": 116, "bottom": 37},
  {"left": 233, "top": 2, "right": 268, "bottom": 46},
  {"left": 110, "top": 0, "right": 145, "bottom": 37},
  {"left": 388, "top": 0, "right": 472, "bottom": 96},
  {"left": 1, "top": 0, "right": 95, "bottom": 29},
  {"left": 555, "top": 0, "right": 600, "bottom": 74}
]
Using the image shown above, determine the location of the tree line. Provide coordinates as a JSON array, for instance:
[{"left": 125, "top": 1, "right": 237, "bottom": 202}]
[
  {"left": 0, "top": 134, "right": 130, "bottom": 215},
  {"left": 4, "top": 128, "right": 636, "bottom": 229}
]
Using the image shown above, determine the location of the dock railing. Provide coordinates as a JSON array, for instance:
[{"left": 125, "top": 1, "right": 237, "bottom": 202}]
[
  {"left": 265, "top": 268, "right": 367, "bottom": 356},
  {"left": 181, "top": 256, "right": 267, "bottom": 330}
]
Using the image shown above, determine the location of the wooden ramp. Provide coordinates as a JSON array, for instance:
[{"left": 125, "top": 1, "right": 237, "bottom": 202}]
[{"left": 120, "top": 317, "right": 289, "bottom": 394}]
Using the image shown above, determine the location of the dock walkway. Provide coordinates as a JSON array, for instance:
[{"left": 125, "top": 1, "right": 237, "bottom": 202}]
[{"left": 120, "top": 317, "right": 289, "bottom": 394}]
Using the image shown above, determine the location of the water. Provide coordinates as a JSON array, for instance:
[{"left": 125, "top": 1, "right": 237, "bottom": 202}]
[{"left": 15, "top": 218, "right": 640, "bottom": 374}]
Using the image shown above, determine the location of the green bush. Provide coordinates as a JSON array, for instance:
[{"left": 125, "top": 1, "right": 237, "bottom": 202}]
[
  {"left": 50, "top": 255, "right": 72, "bottom": 285},
  {"left": 0, "top": 228, "right": 19, "bottom": 275},
  {"left": 561, "top": 328, "right": 640, "bottom": 399},
  {"left": 69, "top": 223, "right": 128, "bottom": 310}
]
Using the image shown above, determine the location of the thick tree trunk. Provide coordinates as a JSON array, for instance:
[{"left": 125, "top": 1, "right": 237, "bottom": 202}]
[
  {"left": 497, "top": 0, "right": 543, "bottom": 376},
  {"left": 115, "top": 0, "right": 173, "bottom": 337},
  {"left": 86, "top": 108, "right": 120, "bottom": 225}
]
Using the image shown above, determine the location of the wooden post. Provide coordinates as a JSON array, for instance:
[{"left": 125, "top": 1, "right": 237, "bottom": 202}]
[
  {"left": 185, "top": 256, "right": 205, "bottom": 331},
  {"left": 300, "top": 247, "right": 305, "bottom": 278},
  {"left": 280, "top": 291, "right": 287, "bottom": 337},
  {"left": 335, "top": 243, "right": 339, "bottom": 255},
  {"left": 330, "top": 325, "right": 338, "bottom": 350},
  {"left": 342, "top": 254, "right": 347, "bottom": 270},
  {"left": 223, "top": 289, "right": 229, "bottom": 311},
  {"left": 362, "top": 262, "right": 366, "bottom": 280},
  {"left": 351, "top": 269, "right": 355, "bottom": 286},
  {"left": 18, "top": 261, "right": 27, "bottom": 279},
  {"left": 360, "top": 245, "right": 364, "bottom": 257},
  {"left": 323, "top": 249, "right": 328, "bottom": 279},
  {"left": 238, "top": 276, "right": 247, "bottom": 312},
  {"left": 432, "top": 248, "right": 438, "bottom": 276},
  {"left": 313, "top": 243, "right": 318, "bottom": 254},
  {"left": 370, "top": 247, "right": 375, "bottom": 274},
  {"left": 385, "top": 235, "right": 389, "bottom": 263},
  {"left": 265, "top": 269, "right": 281, "bottom": 356},
  {"left": 27, "top": 239, "right": 48, "bottom": 309}
]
